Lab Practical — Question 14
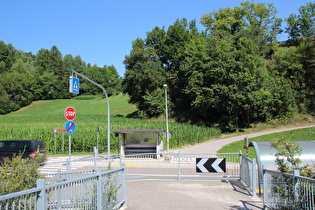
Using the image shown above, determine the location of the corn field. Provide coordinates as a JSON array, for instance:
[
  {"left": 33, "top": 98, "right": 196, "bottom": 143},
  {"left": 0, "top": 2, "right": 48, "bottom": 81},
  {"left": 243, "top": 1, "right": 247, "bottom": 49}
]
[{"left": 0, "top": 97, "right": 221, "bottom": 154}]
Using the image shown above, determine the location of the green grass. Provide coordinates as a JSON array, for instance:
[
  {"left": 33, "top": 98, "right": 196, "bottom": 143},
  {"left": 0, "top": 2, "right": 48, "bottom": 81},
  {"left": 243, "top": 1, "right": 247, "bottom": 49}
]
[
  {"left": 0, "top": 94, "right": 221, "bottom": 154},
  {"left": 218, "top": 126, "right": 315, "bottom": 159}
]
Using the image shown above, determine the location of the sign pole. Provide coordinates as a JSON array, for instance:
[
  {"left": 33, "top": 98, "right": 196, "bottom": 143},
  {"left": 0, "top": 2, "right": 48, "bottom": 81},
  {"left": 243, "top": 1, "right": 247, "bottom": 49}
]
[
  {"left": 71, "top": 69, "right": 111, "bottom": 160},
  {"left": 54, "top": 133, "right": 57, "bottom": 155},
  {"left": 62, "top": 133, "right": 64, "bottom": 154},
  {"left": 68, "top": 134, "right": 71, "bottom": 172}
]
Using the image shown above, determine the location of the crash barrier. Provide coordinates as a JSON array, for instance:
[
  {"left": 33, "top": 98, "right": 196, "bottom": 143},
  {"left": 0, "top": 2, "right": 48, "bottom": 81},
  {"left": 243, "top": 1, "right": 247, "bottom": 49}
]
[
  {"left": 240, "top": 155, "right": 257, "bottom": 197},
  {"left": 263, "top": 168, "right": 315, "bottom": 209},
  {"left": 0, "top": 165, "right": 126, "bottom": 210}
]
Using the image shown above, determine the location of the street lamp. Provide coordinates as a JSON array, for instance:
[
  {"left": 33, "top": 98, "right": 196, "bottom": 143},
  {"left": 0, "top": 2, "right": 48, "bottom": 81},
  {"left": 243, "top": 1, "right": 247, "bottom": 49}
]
[{"left": 163, "top": 84, "right": 170, "bottom": 152}]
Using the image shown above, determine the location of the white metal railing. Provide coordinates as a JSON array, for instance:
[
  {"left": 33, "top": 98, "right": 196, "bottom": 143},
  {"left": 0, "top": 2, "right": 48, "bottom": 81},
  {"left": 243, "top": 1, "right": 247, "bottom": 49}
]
[
  {"left": 121, "top": 152, "right": 242, "bottom": 180},
  {"left": 0, "top": 165, "right": 126, "bottom": 210},
  {"left": 240, "top": 155, "right": 257, "bottom": 197},
  {"left": 263, "top": 168, "right": 315, "bottom": 209}
]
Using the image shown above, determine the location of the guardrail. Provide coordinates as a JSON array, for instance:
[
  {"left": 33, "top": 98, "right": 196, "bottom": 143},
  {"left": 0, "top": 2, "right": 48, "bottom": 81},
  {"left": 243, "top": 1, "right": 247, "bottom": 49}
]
[
  {"left": 263, "top": 168, "right": 315, "bottom": 209},
  {"left": 0, "top": 165, "right": 126, "bottom": 210}
]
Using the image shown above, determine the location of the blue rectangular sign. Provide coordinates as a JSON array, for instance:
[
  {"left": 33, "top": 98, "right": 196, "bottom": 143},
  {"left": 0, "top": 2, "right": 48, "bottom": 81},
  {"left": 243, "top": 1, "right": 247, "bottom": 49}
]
[{"left": 69, "top": 76, "right": 80, "bottom": 94}]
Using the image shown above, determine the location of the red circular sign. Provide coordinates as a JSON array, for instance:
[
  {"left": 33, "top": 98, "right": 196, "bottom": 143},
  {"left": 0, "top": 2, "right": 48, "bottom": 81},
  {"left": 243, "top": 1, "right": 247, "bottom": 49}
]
[{"left": 64, "top": 107, "right": 76, "bottom": 121}]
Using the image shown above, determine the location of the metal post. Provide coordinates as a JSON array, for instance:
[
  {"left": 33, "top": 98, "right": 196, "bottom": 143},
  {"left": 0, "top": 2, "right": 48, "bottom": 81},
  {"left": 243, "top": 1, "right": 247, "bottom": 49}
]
[
  {"left": 54, "top": 132, "right": 56, "bottom": 155},
  {"left": 94, "top": 146, "right": 98, "bottom": 171},
  {"left": 96, "top": 169, "right": 102, "bottom": 209},
  {"left": 122, "top": 163, "right": 127, "bottom": 201},
  {"left": 36, "top": 179, "right": 46, "bottom": 209},
  {"left": 262, "top": 165, "right": 267, "bottom": 207},
  {"left": 293, "top": 170, "right": 300, "bottom": 206},
  {"left": 71, "top": 70, "right": 111, "bottom": 160},
  {"left": 68, "top": 134, "right": 71, "bottom": 172},
  {"left": 62, "top": 133, "right": 65, "bottom": 154},
  {"left": 177, "top": 151, "right": 181, "bottom": 180},
  {"left": 163, "top": 84, "right": 169, "bottom": 152},
  {"left": 252, "top": 158, "right": 257, "bottom": 197}
]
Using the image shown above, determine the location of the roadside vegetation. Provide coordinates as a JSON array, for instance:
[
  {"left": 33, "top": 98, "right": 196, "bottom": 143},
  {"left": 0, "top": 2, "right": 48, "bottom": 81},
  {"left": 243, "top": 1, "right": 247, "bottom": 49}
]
[{"left": 0, "top": 155, "right": 44, "bottom": 196}]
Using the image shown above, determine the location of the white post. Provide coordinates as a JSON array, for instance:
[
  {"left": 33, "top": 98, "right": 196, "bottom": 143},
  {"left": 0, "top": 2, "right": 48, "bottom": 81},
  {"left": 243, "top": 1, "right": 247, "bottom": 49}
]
[{"left": 163, "top": 84, "right": 169, "bottom": 152}]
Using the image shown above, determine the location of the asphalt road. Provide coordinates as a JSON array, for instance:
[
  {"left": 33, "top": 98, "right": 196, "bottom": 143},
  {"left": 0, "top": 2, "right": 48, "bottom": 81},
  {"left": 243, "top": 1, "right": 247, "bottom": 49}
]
[{"left": 176, "top": 124, "right": 315, "bottom": 154}]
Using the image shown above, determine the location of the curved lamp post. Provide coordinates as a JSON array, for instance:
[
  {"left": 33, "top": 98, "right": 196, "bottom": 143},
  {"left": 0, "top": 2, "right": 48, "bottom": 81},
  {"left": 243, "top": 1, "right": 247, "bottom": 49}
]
[{"left": 71, "top": 70, "right": 111, "bottom": 160}]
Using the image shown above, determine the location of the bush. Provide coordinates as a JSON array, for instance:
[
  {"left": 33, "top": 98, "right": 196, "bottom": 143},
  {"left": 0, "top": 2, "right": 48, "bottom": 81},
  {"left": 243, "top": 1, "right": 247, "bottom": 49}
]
[{"left": 0, "top": 154, "right": 44, "bottom": 195}]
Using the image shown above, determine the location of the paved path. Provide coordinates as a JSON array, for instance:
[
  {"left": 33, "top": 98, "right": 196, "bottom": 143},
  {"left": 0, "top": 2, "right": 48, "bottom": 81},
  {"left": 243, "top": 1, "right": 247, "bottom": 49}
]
[
  {"left": 125, "top": 179, "right": 263, "bottom": 210},
  {"left": 177, "top": 125, "right": 315, "bottom": 153}
]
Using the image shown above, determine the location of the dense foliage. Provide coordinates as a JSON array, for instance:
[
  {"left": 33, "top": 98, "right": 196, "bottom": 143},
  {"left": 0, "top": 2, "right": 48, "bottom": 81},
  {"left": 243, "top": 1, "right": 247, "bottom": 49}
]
[
  {"left": 0, "top": 44, "right": 122, "bottom": 114},
  {"left": 123, "top": 1, "right": 315, "bottom": 130},
  {"left": 0, "top": 155, "right": 44, "bottom": 195}
]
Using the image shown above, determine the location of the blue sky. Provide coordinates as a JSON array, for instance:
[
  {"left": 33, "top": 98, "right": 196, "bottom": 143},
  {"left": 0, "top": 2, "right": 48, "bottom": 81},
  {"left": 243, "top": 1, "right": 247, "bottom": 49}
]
[{"left": 1, "top": 0, "right": 312, "bottom": 77}]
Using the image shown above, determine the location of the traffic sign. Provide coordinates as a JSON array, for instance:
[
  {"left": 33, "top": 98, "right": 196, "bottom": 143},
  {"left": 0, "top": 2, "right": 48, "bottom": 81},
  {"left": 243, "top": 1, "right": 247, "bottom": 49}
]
[
  {"left": 64, "top": 107, "right": 76, "bottom": 121},
  {"left": 69, "top": 76, "right": 80, "bottom": 94},
  {"left": 54, "top": 129, "right": 67, "bottom": 133},
  {"left": 65, "top": 120, "right": 76, "bottom": 134},
  {"left": 163, "top": 132, "right": 171, "bottom": 139},
  {"left": 196, "top": 158, "right": 226, "bottom": 173}
]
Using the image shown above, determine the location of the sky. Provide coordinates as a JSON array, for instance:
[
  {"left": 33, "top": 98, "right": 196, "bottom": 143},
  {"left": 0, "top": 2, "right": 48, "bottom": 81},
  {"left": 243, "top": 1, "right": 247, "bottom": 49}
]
[{"left": 1, "top": 0, "right": 312, "bottom": 77}]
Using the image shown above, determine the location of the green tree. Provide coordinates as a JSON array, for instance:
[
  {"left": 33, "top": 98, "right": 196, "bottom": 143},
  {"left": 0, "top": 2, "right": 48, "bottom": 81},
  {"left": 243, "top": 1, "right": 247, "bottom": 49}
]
[
  {"left": 201, "top": 1, "right": 282, "bottom": 45},
  {"left": 285, "top": 2, "right": 315, "bottom": 46},
  {"left": 0, "top": 41, "right": 15, "bottom": 73},
  {"left": 123, "top": 38, "right": 165, "bottom": 118},
  {"left": 81, "top": 65, "right": 121, "bottom": 96}
]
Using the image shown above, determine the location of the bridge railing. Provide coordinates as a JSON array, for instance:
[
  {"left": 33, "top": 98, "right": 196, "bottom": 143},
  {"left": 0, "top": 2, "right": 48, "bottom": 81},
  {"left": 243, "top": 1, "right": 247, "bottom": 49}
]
[
  {"left": 263, "top": 168, "right": 315, "bottom": 209},
  {"left": 0, "top": 165, "right": 126, "bottom": 210},
  {"left": 240, "top": 154, "right": 257, "bottom": 197}
]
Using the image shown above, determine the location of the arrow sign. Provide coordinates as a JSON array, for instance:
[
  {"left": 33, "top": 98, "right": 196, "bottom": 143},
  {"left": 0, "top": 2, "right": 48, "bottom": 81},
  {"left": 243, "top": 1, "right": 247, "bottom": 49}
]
[{"left": 196, "top": 158, "right": 226, "bottom": 173}]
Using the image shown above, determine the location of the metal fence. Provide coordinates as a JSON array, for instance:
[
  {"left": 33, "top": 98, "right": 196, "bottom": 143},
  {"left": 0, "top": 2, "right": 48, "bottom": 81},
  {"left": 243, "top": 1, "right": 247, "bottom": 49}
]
[
  {"left": 263, "top": 168, "right": 315, "bottom": 209},
  {"left": 121, "top": 152, "right": 241, "bottom": 180},
  {"left": 39, "top": 155, "right": 112, "bottom": 175},
  {"left": 0, "top": 165, "right": 126, "bottom": 210},
  {"left": 240, "top": 155, "right": 257, "bottom": 197},
  {"left": 42, "top": 152, "right": 244, "bottom": 180}
]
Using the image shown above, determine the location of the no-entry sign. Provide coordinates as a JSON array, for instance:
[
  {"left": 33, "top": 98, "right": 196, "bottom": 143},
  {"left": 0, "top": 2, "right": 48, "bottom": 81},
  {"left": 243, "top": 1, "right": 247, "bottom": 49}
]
[{"left": 64, "top": 107, "right": 76, "bottom": 121}]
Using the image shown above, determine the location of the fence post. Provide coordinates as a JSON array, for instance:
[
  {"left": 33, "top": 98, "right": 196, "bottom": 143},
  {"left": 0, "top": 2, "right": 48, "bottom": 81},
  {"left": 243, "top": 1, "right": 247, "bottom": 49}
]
[
  {"left": 262, "top": 165, "right": 267, "bottom": 208},
  {"left": 96, "top": 169, "right": 102, "bottom": 209},
  {"left": 177, "top": 151, "right": 181, "bottom": 180},
  {"left": 122, "top": 163, "right": 127, "bottom": 202},
  {"left": 293, "top": 170, "right": 300, "bottom": 207},
  {"left": 252, "top": 158, "right": 256, "bottom": 197},
  {"left": 239, "top": 153, "right": 244, "bottom": 181},
  {"left": 36, "top": 179, "right": 46, "bottom": 209},
  {"left": 94, "top": 146, "right": 98, "bottom": 171}
]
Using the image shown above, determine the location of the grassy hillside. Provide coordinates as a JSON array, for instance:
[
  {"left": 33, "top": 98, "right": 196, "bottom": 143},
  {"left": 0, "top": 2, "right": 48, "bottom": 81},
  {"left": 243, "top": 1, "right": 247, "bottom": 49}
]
[{"left": 0, "top": 94, "right": 221, "bottom": 154}]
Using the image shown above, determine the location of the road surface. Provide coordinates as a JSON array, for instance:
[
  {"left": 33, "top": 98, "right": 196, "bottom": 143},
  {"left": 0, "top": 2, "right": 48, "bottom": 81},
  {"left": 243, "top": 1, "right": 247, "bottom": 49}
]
[{"left": 176, "top": 124, "right": 315, "bottom": 154}]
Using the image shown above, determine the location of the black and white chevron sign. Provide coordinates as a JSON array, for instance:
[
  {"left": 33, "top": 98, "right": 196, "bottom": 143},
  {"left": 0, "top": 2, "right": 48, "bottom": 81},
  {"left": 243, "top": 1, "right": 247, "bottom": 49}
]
[{"left": 196, "top": 158, "right": 226, "bottom": 173}]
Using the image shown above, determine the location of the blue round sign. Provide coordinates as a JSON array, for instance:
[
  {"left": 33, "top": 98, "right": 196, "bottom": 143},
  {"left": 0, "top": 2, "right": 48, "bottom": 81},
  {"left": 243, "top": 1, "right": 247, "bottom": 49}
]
[{"left": 65, "top": 120, "right": 76, "bottom": 134}]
